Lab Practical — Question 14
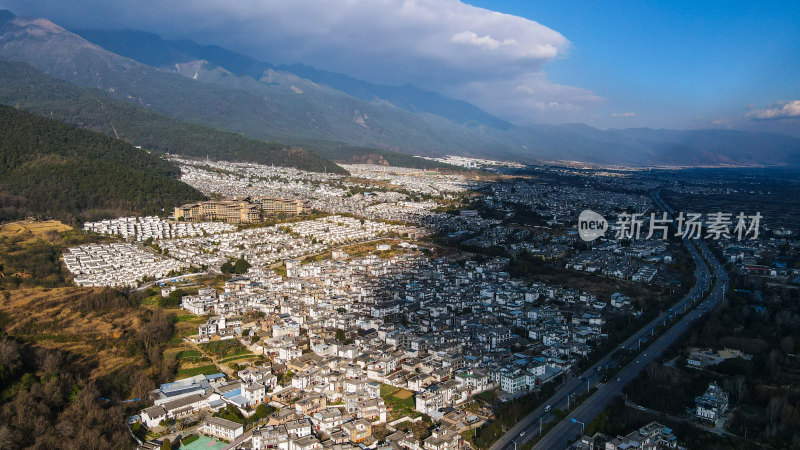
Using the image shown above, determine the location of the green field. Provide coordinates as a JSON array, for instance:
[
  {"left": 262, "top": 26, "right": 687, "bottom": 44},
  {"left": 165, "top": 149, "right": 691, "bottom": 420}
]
[
  {"left": 176, "top": 350, "right": 201, "bottom": 360},
  {"left": 175, "top": 315, "right": 198, "bottom": 322},
  {"left": 201, "top": 340, "right": 251, "bottom": 358},
  {"left": 176, "top": 364, "right": 220, "bottom": 378},
  {"left": 380, "top": 383, "right": 418, "bottom": 419}
]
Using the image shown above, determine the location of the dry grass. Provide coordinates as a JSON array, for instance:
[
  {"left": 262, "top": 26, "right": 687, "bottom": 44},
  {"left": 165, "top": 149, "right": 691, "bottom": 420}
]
[
  {"left": 393, "top": 389, "right": 414, "bottom": 400},
  {"left": 0, "top": 287, "right": 147, "bottom": 380},
  {"left": 0, "top": 224, "right": 148, "bottom": 386},
  {"left": 0, "top": 220, "right": 72, "bottom": 243}
]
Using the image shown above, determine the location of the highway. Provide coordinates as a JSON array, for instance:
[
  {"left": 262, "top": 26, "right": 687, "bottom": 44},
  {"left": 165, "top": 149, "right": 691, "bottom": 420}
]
[{"left": 491, "top": 191, "right": 728, "bottom": 450}]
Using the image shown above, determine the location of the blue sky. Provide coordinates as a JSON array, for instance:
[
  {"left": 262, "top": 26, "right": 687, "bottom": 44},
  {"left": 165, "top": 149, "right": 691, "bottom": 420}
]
[
  {"left": 2, "top": 0, "right": 798, "bottom": 130},
  {"left": 468, "top": 0, "right": 800, "bottom": 128}
]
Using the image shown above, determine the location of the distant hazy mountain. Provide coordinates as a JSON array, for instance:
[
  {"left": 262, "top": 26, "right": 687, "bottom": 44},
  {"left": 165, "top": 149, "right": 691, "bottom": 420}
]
[
  {"left": 0, "top": 58, "right": 455, "bottom": 173},
  {"left": 76, "top": 29, "right": 513, "bottom": 131},
  {"left": 0, "top": 12, "right": 505, "bottom": 158},
  {"left": 2, "top": 10, "right": 799, "bottom": 167}
]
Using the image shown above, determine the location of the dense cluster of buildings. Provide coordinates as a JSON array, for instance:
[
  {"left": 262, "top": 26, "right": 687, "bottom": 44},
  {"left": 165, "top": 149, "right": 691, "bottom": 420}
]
[
  {"left": 136, "top": 247, "right": 623, "bottom": 447},
  {"left": 416, "top": 155, "right": 525, "bottom": 172},
  {"left": 565, "top": 240, "right": 671, "bottom": 283},
  {"left": 171, "top": 157, "right": 346, "bottom": 201},
  {"left": 481, "top": 180, "right": 653, "bottom": 224},
  {"left": 64, "top": 243, "right": 187, "bottom": 287},
  {"left": 65, "top": 215, "right": 424, "bottom": 286},
  {"left": 170, "top": 158, "right": 480, "bottom": 225},
  {"left": 340, "top": 164, "right": 474, "bottom": 197},
  {"left": 137, "top": 367, "right": 391, "bottom": 449},
  {"left": 173, "top": 251, "right": 618, "bottom": 408},
  {"left": 112, "top": 159, "right": 734, "bottom": 449},
  {"left": 83, "top": 216, "right": 235, "bottom": 241}
]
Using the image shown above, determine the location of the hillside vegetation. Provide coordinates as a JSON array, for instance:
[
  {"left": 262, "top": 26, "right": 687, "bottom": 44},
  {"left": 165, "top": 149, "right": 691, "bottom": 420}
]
[
  {"left": 0, "top": 58, "right": 347, "bottom": 174},
  {"left": 0, "top": 221, "right": 180, "bottom": 448},
  {"left": 0, "top": 285, "right": 178, "bottom": 448},
  {"left": 0, "top": 104, "right": 206, "bottom": 223}
]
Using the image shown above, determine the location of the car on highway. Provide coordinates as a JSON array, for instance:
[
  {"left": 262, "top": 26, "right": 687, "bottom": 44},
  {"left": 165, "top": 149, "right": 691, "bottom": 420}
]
[
  {"left": 544, "top": 405, "right": 551, "bottom": 412},
  {"left": 520, "top": 432, "right": 525, "bottom": 437},
  {"left": 635, "top": 360, "right": 640, "bottom": 364},
  {"left": 616, "top": 377, "right": 621, "bottom": 382}
]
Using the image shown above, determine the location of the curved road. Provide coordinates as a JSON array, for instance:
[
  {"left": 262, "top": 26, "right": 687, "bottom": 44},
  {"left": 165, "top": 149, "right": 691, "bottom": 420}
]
[{"left": 491, "top": 191, "right": 728, "bottom": 450}]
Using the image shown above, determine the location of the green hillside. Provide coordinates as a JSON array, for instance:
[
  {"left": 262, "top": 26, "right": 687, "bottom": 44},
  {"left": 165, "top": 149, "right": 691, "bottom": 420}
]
[
  {"left": 0, "top": 104, "right": 206, "bottom": 223},
  {"left": 0, "top": 58, "right": 347, "bottom": 174}
]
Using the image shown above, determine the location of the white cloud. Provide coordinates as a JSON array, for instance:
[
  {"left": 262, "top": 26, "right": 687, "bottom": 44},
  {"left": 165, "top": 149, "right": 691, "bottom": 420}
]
[
  {"left": 1, "top": 0, "right": 601, "bottom": 123},
  {"left": 450, "top": 31, "right": 516, "bottom": 51},
  {"left": 745, "top": 100, "right": 800, "bottom": 120},
  {"left": 611, "top": 112, "right": 636, "bottom": 118},
  {"left": 447, "top": 72, "right": 604, "bottom": 124}
]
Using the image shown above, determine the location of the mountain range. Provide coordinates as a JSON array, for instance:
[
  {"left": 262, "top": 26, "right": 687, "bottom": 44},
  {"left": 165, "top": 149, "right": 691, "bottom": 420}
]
[{"left": 1, "top": 9, "right": 799, "bottom": 168}]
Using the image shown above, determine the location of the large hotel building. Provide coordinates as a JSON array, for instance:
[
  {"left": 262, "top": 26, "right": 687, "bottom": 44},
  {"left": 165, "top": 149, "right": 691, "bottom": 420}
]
[{"left": 174, "top": 197, "right": 310, "bottom": 224}]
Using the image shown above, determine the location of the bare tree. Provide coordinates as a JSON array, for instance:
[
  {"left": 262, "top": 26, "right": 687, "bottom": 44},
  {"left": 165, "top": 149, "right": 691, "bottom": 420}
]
[
  {"left": 734, "top": 376, "right": 747, "bottom": 404},
  {"left": 55, "top": 420, "right": 74, "bottom": 438},
  {"left": 0, "top": 425, "right": 13, "bottom": 450},
  {"left": 0, "top": 339, "right": 21, "bottom": 372},
  {"left": 766, "top": 395, "right": 787, "bottom": 435},
  {"left": 140, "top": 309, "right": 173, "bottom": 365}
]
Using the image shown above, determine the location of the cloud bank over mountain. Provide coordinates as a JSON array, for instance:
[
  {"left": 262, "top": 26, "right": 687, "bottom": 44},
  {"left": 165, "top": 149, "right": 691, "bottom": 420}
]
[{"left": 0, "top": 0, "right": 605, "bottom": 123}]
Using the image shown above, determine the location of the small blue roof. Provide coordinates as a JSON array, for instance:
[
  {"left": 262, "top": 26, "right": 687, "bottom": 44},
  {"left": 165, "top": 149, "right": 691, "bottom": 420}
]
[{"left": 223, "top": 389, "right": 242, "bottom": 399}]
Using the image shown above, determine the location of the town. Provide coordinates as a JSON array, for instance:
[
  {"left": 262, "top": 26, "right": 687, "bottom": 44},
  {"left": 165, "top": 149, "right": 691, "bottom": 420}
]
[
  {"left": 47, "top": 156, "right": 800, "bottom": 450},
  {"left": 1, "top": 4, "right": 798, "bottom": 450}
]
